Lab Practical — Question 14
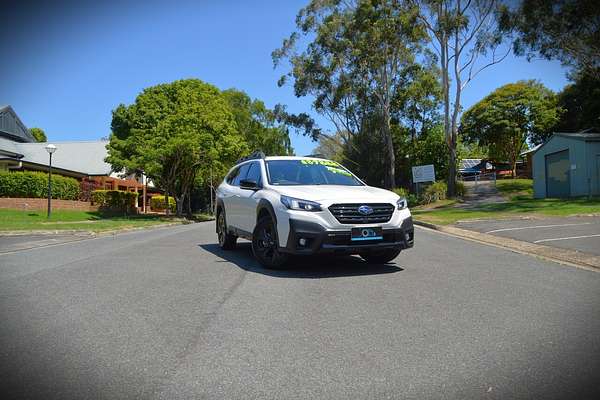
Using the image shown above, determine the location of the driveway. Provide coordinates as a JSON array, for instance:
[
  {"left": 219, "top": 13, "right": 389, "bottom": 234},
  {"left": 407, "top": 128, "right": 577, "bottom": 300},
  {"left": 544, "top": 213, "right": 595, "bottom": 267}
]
[
  {"left": 456, "top": 215, "right": 600, "bottom": 256},
  {"left": 0, "top": 222, "right": 599, "bottom": 399}
]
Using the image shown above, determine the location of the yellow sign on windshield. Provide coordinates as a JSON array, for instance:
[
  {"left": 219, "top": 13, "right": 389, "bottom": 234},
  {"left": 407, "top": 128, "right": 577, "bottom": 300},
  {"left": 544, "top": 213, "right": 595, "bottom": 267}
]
[
  {"left": 300, "top": 159, "right": 338, "bottom": 167},
  {"left": 301, "top": 159, "right": 353, "bottom": 177},
  {"left": 325, "top": 166, "right": 352, "bottom": 177}
]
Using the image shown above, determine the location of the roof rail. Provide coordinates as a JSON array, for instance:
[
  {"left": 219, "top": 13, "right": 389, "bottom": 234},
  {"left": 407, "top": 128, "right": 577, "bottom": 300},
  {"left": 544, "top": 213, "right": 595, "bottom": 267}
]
[
  {"left": 304, "top": 153, "right": 327, "bottom": 159},
  {"left": 235, "top": 150, "right": 266, "bottom": 165}
]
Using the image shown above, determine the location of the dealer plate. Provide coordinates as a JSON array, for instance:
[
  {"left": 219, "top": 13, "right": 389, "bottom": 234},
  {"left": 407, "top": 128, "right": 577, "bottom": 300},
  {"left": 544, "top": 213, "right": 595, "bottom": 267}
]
[{"left": 351, "top": 227, "right": 383, "bottom": 241}]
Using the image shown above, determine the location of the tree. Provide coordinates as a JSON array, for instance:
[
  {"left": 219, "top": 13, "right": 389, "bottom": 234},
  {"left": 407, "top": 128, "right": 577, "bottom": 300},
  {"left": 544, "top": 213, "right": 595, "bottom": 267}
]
[
  {"left": 106, "top": 79, "right": 247, "bottom": 216},
  {"left": 313, "top": 131, "right": 346, "bottom": 161},
  {"left": 505, "top": 0, "right": 600, "bottom": 79},
  {"left": 274, "top": 0, "right": 430, "bottom": 189},
  {"left": 29, "top": 127, "right": 46, "bottom": 142},
  {"left": 412, "top": 0, "right": 511, "bottom": 196},
  {"left": 392, "top": 62, "right": 442, "bottom": 141},
  {"left": 460, "top": 80, "right": 561, "bottom": 176},
  {"left": 553, "top": 73, "right": 600, "bottom": 132},
  {"left": 222, "top": 89, "right": 293, "bottom": 155}
]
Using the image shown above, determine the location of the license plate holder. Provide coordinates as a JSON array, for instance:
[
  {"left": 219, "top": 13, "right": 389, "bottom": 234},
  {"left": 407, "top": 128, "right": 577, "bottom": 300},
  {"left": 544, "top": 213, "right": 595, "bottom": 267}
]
[{"left": 351, "top": 227, "right": 383, "bottom": 241}]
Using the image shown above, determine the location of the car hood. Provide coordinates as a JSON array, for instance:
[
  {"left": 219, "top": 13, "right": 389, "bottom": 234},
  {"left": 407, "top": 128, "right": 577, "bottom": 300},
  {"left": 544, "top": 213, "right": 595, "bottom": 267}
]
[{"left": 273, "top": 185, "right": 399, "bottom": 204}]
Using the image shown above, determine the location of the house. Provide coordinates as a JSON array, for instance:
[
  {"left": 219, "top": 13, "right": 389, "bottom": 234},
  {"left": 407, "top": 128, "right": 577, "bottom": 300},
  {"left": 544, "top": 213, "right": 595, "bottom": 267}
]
[
  {"left": 520, "top": 143, "right": 542, "bottom": 179},
  {"left": 459, "top": 158, "right": 526, "bottom": 179},
  {"left": 0, "top": 105, "right": 158, "bottom": 209},
  {"left": 532, "top": 132, "right": 600, "bottom": 198}
]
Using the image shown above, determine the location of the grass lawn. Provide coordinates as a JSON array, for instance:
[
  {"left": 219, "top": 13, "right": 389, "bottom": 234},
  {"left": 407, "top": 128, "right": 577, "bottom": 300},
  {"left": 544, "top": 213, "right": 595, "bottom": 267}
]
[
  {"left": 0, "top": 209, "right": 212, "bottom": 232},
  {"left": 412, "top": 179, "right": 600, "bottom": 225},
  {"left": 495, "top": 178, "right": 534, "bottom": 198}
]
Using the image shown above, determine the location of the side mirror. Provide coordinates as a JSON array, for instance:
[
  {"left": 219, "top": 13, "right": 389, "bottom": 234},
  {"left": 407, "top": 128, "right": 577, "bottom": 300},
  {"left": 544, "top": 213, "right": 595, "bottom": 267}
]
[{"left": 240, "top": 179, "right": 261, "bottom": 191}]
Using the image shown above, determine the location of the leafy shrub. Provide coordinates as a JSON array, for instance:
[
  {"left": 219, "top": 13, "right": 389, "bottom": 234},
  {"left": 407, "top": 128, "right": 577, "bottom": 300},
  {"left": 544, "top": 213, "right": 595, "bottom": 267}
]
[
  {"left": 406, "top": 193, "right": 419, "bottom": 207},
  {"left": 91, "top": 190, "right": 137, "bottom": 214},
  {"left": 150, "top": 195, "right": 176, "bottom": 212},
  {"left": 422, "top": 181, "right": 447, "bottom": 204},
  {"left": 393, "top": 187, "right": 419, "bottom": 207},
  {"left": 0, "top": 171, "right": 80, "bottom": 200},
  {"left": 79, "top": 178, "right": 103, "bottom": 202},
  {"left": 392, "top": 187, "right": 409, "bottom": 198}
]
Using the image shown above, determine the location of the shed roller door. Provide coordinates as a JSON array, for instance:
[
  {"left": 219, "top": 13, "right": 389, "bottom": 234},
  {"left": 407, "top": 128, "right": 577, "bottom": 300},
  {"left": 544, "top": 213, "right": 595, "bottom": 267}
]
[{"left": 545, "top": 149, "right": 570, "bottom": 198}]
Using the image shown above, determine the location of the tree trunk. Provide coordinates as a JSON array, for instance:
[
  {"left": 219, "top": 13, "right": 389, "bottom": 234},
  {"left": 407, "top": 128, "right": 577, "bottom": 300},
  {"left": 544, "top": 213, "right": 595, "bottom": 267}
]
[
  {"left": 440, "top": 28, "right": 454, "bottom": 197},
  {"left": 165, "top": 190, "right": 170, "bottom": 216},
  {"left": 447, "top": 116, "right": 459, "bottom": 198},
  {"left": 383, "top": 109, "right": 396, "bottom": 189},
  {"left": 447, "top": 142, "right": 457, "bottom": 197},
  {"left": 511, "top": 155, "right": 517, "bottom": 178},
  {"left": 175, "top": 194, "right": 184, "bottom": 217},
  {"left": 186, "top": 188, "right": 193, "bottom": 219}
]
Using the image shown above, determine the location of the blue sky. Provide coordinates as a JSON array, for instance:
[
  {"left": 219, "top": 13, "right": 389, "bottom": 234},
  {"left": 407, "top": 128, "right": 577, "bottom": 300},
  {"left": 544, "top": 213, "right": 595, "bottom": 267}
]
[{"left": 3, "top": 0, "right": 569, "bottom": 155}]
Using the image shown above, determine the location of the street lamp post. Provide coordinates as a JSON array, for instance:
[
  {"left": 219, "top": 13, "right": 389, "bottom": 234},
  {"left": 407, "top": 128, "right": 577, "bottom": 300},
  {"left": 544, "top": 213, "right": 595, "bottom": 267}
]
[{"left": 45, "top": 144, "right": 57, "bottom": 218}]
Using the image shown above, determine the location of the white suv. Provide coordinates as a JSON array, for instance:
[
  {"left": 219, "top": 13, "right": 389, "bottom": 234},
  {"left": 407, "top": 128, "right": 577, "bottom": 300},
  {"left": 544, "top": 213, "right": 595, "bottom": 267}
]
[{"left": 216, "top": 152, "right": 414, "bottom": 268}]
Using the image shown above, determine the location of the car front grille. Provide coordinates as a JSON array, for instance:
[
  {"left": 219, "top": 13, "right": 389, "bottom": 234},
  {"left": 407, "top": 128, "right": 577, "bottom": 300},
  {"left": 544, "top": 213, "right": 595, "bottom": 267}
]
[{"left": 328, "top": 203, "right": 395, "bottom": 224}]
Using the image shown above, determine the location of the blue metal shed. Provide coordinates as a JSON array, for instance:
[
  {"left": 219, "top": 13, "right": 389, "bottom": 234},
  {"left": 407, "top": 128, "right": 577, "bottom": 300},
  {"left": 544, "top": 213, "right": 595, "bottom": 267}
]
[{"left": 532, "top": 132, "right": 600, "bottom": 198}]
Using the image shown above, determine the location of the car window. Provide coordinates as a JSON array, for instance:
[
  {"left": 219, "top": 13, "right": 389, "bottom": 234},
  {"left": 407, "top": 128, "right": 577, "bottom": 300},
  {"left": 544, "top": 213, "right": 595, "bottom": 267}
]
[
  {"left": 266, "top": 159, "right": 363, "bottom": 186},
  {"left": 226, "top": 167, "right": 240, "bottom": 185},
  {"left": 232, "top": 163, "right": 251, "bottom": 186},
  {"left": 245, "top": 162, "right": 262, "bottom": 185}
]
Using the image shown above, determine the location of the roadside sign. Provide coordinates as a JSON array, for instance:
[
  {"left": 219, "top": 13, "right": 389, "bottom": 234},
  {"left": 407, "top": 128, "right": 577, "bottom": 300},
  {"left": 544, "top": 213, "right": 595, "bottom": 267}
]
[{"left": 412, "top": 164, "right": 435, "bottom": 183}]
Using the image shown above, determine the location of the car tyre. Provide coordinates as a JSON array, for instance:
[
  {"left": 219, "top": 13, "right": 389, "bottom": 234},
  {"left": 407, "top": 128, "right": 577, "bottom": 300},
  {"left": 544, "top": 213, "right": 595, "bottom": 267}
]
[
  {"left": 252, "top": 216, "right": 289, "bottom": 269},
  {"left": 217, "top": 210, "right": 237, "bottom": 250},
  {"left": 360, "top": 248, "right": 401, "bottom": 264}
]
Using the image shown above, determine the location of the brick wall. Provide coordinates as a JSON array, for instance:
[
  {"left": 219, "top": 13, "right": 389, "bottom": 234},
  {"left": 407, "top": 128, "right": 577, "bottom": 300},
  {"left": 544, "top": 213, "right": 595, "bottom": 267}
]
[{"left": 0, "top": 197, "right": 99, "bottom": 212}]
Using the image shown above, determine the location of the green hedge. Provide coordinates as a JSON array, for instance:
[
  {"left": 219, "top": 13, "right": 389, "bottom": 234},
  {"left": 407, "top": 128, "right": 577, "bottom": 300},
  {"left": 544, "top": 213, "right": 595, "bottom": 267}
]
[
  {"left": 91, "top": 190, "right": 137, "bottom": 214},
  {"left": 0, "top": 171, "right": 80, "bottom": 200},
  {"left": 150, "top": 195, "right": 176, "bottom": 212}
]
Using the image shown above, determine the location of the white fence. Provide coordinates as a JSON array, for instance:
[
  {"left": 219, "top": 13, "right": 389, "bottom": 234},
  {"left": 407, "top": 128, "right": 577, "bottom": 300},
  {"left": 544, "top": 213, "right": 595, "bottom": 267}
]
[{"left": 459, "top": 171, "right": 497, "bottom": 185}]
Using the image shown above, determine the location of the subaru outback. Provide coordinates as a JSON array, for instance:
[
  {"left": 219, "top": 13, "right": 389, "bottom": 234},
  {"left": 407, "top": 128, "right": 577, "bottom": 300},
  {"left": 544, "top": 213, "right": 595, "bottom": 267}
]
[{"left": 215, "top": 152, "right": 414, "bottom": 269}]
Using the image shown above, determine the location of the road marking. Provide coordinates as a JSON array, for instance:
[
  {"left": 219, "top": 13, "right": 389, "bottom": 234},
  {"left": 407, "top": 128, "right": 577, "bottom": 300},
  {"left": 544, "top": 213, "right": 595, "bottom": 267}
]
[
  {"left": 414, "top": 225, "right": 600, "bottom": 273},
  {"left": 485, "top": 222, "right": 593, "bottom": 234},
  {"left": 534, "top": 234, "right": 600, "bottom": 244}
]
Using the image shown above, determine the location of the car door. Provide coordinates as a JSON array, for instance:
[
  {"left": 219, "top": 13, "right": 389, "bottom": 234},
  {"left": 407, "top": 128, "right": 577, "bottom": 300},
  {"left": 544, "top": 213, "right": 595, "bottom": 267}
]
[
  {"left": 226, "top": 163, "right": 251, "bottom": 230},
  {"left": 223, "top": 164, "right": 249, "bottom": 229},
  {"left": 221, "top": 165, "right": 240, "bottom": 222},
  {"left": 237, "top": 161, "right": 263, "bottom": 232}
]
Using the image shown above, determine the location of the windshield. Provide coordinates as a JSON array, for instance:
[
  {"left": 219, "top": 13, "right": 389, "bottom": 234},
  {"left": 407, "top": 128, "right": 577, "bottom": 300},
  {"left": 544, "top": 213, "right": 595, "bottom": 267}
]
[{"left": 266, "top": 159, "right": 364, "bottom": 186}]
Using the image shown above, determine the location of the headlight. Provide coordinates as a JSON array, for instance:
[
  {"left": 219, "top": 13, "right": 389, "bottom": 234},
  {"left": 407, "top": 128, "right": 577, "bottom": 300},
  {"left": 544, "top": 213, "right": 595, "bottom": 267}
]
[
  {"left": 397, "top": 197, "right": 408, "bottom": 210},
  {"left": 280, "top": 195, "right": 322, "bottom": 211}
]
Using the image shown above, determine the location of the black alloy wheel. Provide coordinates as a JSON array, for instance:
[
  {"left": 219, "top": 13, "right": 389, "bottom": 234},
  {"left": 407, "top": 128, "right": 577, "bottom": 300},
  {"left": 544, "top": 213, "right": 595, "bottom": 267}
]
[{"left": 252, "top": 216, "right": 288, "bottom": 269}]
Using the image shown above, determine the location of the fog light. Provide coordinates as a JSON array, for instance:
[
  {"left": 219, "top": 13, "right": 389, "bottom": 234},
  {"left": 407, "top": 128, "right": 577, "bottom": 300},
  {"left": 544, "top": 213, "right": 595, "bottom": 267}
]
[{"left": 299, "top": 238, "right": 307, "bottom": 246}]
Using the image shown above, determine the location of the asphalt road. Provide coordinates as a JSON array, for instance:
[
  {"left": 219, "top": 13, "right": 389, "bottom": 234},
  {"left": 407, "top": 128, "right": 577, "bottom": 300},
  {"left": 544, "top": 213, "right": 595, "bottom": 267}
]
[
  {"left": 0, "top": 233, "right": 93, "bottom": 254},
  {"left": 1, "top": 222, "right": 599, "bottom": 399},
  {"left": 456, "top": 216, "right": 600, "bottom": 256}
]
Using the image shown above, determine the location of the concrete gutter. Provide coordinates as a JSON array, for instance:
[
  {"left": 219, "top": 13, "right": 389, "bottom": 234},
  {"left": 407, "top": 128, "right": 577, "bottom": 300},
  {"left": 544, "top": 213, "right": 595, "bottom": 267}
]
[{"left": 414, "top": 220, "right": 600, "bottom": 272}]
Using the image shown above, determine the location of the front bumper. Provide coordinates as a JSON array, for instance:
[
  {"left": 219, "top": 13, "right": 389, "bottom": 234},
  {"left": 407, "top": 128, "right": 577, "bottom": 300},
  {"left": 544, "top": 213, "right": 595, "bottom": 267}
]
[{"left": 281, "top": 217, "right": 414, "bottom": 255}]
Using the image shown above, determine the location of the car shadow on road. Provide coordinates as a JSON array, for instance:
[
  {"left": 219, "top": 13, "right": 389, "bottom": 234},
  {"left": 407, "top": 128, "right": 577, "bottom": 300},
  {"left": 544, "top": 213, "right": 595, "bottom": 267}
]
[{"left": 199, "top": 242, "right": 404, "bottom": 279}]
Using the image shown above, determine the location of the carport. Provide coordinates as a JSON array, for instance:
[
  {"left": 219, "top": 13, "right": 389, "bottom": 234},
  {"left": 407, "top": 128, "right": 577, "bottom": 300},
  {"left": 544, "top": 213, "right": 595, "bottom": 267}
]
[{"left": 532, "top": 132, "right": 600, "bottom": 198}]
